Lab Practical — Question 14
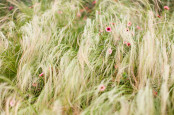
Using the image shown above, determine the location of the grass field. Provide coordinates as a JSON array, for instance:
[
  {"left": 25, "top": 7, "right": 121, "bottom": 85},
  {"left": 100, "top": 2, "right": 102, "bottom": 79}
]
[{"left": 0, "top": 0, "right": 174, "bottom": 114}]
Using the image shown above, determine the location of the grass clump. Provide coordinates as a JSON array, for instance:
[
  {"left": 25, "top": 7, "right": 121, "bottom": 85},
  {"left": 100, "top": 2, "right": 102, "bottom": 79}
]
[{"left": 0, "top": 0, "right": 174, "bottom": 114}]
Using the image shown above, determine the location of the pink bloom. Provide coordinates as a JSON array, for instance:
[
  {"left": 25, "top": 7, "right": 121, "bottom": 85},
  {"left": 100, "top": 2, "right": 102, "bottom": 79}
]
[
  {"left": 39, "top": 72, "right": 44, "bottom": 77},
  {"left": 127, "top": 22, "right": 132, "bottom": 27},
  {"left": 157, "top": 14, "right": 161, "bottom": 18},
  {"left": 29, "top": 5, "right": 33, "bottom": 8},
  {"left": 9, "top": 6, "right": 14, "bottom": 11},
  {"left": 32, "top": 83, "right": 37, "bottom": 87},
  {"left": 58, "top": 10, "right": 63, "bottom": 14},
  {"left": 131, "top": 32, "right": 135, "bottom": 36},
  {"left": 99, "top": 85, "right": 106, "bottom": 92},
  {"left": 10, "top": 99, "right": 15, "bottom": 107},
  {"left": 105, "top": 27, "right": 111, "bottom": 32},
  {"left": 92, "top": 1, "right": 96, "bottom": 5},
  {"left": 136, "top": 26, "right": 141, "bottom": 30},
  {"left": 123, "top": 41, "right": 127, "bottom": 44},
  {"left": 164, "top": 6, "right": 169, "bottom": 10},
  {"left": 85, "top": 7, "right": 89, "bottom": 11},
  {"left": 77, "top": 12, "right": 81, "bottom": 17},
  {"left": 108, "top": 48, "right": 112, "bottom": 55},
  {"left": 83, "top": 16, "right": 87, "bottom": 20},
  {"left": 126, "top": 28, "right": 129, "bottom": 32},
  {"left": 114, "top": 65, "right": 117, "bottom": 69},
  {"left": 127, "top": 42, "right": 131, "bottom": 46},
  {"left": 153, "top": 90, "right": 158, "bottom": 96},
  {"left": 80, "top": 9, "right": 85, "bottom": 13},
  {"left": 112, "top": 23, "right": 115, "bottom": 25}
]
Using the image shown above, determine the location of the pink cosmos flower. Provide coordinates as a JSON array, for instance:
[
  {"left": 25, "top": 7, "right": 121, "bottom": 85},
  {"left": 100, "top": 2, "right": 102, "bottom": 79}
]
[
  {"left": 99, "top": 85, "right": 106, "bottom": 92},
  {"left": 105, "top": 27, "right": 111, "bottom": 32},
  {"left": 127, "top": 22, "right": 132, "bottom": 27},
  {"left": 39, "top": 72, "right": 44, "bottom": 77},
  {"left": 153, "top": 90, "right": 158, "bottom": 96},
  {"left": 114, "top": 65, "right": 117, "bottom": 69},
  {"left": 127, "top": 42, "right": 131, "bottom": 46},
  {"left": 92, "top": 1, "right": 97, "bottom": 5},
  {"left": 108, "top": 48, "right": 112, "bottom": 55},
  {"left": 32, "top": 83, "right": 37, "bottom": 87},
  {"left": 29, "top": 5, "right": 33, "bottom": 8},
  {"left": 85, "top": 7, "right": 89, "bottom": 11},
  {"left": 136, "top": 26, "right": 141, "bottom": 30},
  {"left": 164, "top": 6, "right": 169, "bottom": 10},
  {"left": 80, "top": 9, "right": 85, "bottom": 13},
  {"left": 10, "top": 99, "right": 15, "bottom": 107},
  {"left": 83, "top": 16, "right": 87, "bottom": 20},
  {"left": 157, "top": 14, "right": 161, "bottom": 18},
  {"left": 126, "top": 28, "right": 129, "bottom": 32},
  {"left": 112, "top": 23, "right": 115, "bottom": 25},
  {"left": 77, "top": 12, "right": 81, "bottom": 17},
  {"left": 9, "top": 6, "right": 14, "bottom": 11},
  {"left": 131, "top": 32, "right": 135, "bottom": 36},
  {"left": 58, "top": 10, "right": 63, "bottom": 14},
  {"left": 123, "top": 41, "right": 127, "bottom": 44}
]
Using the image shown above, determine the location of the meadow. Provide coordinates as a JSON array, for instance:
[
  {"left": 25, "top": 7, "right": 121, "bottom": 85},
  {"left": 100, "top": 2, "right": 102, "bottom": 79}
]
[{"left": 0, "top": 0, "right": 174, "bottom": 114}]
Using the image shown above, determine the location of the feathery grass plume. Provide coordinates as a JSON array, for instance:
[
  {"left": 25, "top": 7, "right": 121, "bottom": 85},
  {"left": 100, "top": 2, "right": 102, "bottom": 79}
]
[
  {"left": 134, "top": 81, "right": 155, "bottom": 115},
  {"left": 0, "top": 0, "right": 174, "bottom": 114}
]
